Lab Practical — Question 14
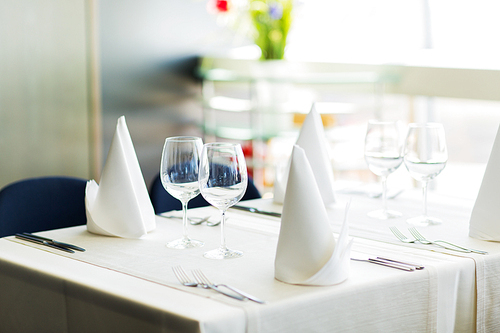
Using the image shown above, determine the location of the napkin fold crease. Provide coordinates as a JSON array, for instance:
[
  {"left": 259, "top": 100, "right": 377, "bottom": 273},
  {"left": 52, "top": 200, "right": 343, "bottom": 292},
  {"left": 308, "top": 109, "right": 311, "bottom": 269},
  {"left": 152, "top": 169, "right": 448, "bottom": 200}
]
[{"left": 85, "top": 116, "right": 156, "bottom": 239}]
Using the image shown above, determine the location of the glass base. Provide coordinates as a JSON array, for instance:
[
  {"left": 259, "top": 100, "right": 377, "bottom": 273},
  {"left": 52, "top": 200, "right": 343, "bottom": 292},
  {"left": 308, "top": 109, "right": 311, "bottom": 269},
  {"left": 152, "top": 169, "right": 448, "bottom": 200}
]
[
  {"left": 367, "top": 209, "right": 402, "bottom": 220},
  {"left": 406, "top": 215, "right": 442, "bottom": 227},
  {"left": 204, "top": 247, "right": 243, "bottom": 259},
  {"left": 166, "top": 238, "right": 204, "bottom": 249}
]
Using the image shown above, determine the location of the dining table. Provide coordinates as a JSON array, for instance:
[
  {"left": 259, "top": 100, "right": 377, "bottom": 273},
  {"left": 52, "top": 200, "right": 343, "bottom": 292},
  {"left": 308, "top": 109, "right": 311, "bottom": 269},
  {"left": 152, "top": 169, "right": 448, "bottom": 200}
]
[{"left": 1, "top": 188, "right": 499, "bottom": 333}]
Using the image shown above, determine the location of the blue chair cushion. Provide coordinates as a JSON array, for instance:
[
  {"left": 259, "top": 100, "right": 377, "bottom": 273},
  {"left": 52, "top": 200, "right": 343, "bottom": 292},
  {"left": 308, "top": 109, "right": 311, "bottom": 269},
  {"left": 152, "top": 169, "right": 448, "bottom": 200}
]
[
  {"left": 149, "top": 172, "right": 261, "bottom": 214},
  {"left": 0, "top": 176, "right": 87, "bottom": 237}
]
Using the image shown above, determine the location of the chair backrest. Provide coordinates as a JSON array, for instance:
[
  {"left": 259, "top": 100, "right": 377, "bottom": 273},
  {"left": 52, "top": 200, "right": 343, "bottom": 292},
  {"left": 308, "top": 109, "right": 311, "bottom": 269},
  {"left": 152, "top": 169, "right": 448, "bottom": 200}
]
[
  {"left": 149, "top": 173, "right": 261, "bottom": 214},
  {"left": 0, "top": 176, "right": 88, "bottom": 237}
]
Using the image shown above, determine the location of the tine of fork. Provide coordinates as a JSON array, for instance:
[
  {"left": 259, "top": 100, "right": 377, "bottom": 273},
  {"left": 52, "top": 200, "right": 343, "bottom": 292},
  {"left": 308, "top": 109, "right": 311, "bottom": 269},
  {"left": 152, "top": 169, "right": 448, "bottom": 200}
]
[
  {"left": 408, "top": 228, "right": 423, "bottom": 241},
  {"left": 192, "top": 270, "right": 204, "bottom": 285},
  {"left": 172, "top": 266, "right": 184, "bottom": 283},
  {"left": 191, "top": 270, "right": 245, "bottom": 301},
  {"left": 197, "top": 270, "right": 214, "bottom": 285},
  {"left": 178, "top": 266, "right": 192, "bottom": 283},
  {"left": 409, "top": 227, "right": 424, "bottom": 239},
  {"left": 172, "top": 266, "right": 190, "bottom": 284},
  {"left": 389, "top": 226, "right": 398, "bottom": 238},
  {"left": 193, "top": 269, "right": 210, "bottom": 285},
  {"left": 390, "top": 226, "right": 405, "bottom": 240}
]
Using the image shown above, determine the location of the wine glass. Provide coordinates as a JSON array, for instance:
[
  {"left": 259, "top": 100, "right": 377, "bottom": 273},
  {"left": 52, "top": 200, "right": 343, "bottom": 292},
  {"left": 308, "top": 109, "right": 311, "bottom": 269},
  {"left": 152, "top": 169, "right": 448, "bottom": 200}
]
[
  {"left": 403, "top": 123, "right": 448, "bottom": 226},
  {"left": 364, "top": 120, "right": 403, "bottom": 219},
  {"left": 160, "top": 136, "right": 204, "bottom": 249},
  {"left": 198, "top": 142, "right": 248, "bottom": 259}
]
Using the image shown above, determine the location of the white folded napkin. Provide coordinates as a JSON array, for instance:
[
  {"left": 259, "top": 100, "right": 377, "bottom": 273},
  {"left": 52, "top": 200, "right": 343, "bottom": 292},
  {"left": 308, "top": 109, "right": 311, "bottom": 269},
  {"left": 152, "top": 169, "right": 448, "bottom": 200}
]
[
  {"left": 275, "top": 145, "right": 352, "bottom": 286},
  {"left": 470, "top": 123, "right": 500, "bottom": 241},
  {"left": 85, "top": 116, "right": 156, "bottom": 239},
  {"left": 274, "top": 104, "right": 336, "bottom": 206}
]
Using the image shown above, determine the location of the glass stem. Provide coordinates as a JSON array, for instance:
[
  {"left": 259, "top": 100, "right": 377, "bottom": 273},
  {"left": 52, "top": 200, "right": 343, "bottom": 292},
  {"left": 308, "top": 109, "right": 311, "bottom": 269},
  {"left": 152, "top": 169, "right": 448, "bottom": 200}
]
[
  {"left": 182, "top": 201, "right": 189, "bottom": 241},
  {"left": 381, "top": 175, "right": 388, "bottom": 212},
  {"left": 220, "top": 209, "right": 227, "bottom": 251},
  {"left": 422, "top": 181, "right": 428, "bottom": 218}
]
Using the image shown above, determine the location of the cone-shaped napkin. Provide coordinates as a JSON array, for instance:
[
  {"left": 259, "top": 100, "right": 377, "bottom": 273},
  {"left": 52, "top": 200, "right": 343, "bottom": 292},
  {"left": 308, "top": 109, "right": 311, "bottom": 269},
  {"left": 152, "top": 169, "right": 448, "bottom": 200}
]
[
  {"left": 275, "top": 145, "right": 352, "bottom": 286},
  {"left": 274, "top": 104, "right": 336, "bottom": 206},
  {"left": 470, "top": 123, "right": 500, "bottom": 241},
  {"left": 85, "top": 116, "right": 156, "bottom": 238}
]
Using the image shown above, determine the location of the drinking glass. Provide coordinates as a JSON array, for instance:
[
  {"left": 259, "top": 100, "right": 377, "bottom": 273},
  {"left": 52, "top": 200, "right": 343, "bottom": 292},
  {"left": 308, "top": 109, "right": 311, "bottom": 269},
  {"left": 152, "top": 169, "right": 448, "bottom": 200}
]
[
  {"left": 198, "top": 142, "right": 248, "bottom": 259},
  {"left": 364, "top": 120, "right": 403, "bottom": 219},
  {"left": 161, "top": 136, "right": 204, "bottom": 249},
  {"left": 403, "top": 123, "right": 448, "bottom": 226}
]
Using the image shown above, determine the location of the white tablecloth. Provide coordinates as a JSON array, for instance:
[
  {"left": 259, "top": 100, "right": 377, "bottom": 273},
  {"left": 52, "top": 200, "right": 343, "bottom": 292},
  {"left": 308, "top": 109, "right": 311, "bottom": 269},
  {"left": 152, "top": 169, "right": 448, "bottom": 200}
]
[{"left": 1, "top": 191, "right": 498, "bottom": 333}]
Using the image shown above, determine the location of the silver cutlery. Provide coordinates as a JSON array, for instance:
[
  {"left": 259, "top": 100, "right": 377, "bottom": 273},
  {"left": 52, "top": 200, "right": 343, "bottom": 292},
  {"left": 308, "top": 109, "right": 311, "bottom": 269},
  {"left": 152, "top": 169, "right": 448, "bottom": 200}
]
[
  {"left": 391, "top": 226, "right": 486, "bottom": 254},
  {"left": 172, "top": 266, "right": 198, "bottom": 287},
  {"left": 231, "top": 205, "right": 282, "bottom": 218},
  {"left": 192, "top": 269, "right": 266, "bottom": 304},
  {"left": 188, "top": 216, "right": 210, "bottom": 225},
  {"left": 350, "top": 255, "right": 415, "bottom": 271},
  {"left": 391, "top": 226, "right": 468, "bottom": 252},
  {"left": 163, "top": 215, "right": 221, "bottom": 227},
  {"left": 191, "top": 269, "right": 245, "bottom": 301},
  {"left": 408, "top": 227, "right": 488, "bottom": 255},
  {"left": 172, "top": 266, "right": 244, "bottom": 301},
  {"left": 407, "top": 228, "right": 472, "bottom": 253},
  {"left": 15, "top": 233, "right": 75, "bottom": 253},
  {"left": 389, "top": 226, "right": 417, "bottom": 244},
  {"left": 190, "top": 217, "right": 222, "bottom": 227},
  {"left": 20, "top": 232, "right": 85, "bottom": 252},
  {"left": 375, "top": 257, "right": 424, "bottom": 270},
  {"left": 205, "top": 220, "right": 221, "bottom": 227}
]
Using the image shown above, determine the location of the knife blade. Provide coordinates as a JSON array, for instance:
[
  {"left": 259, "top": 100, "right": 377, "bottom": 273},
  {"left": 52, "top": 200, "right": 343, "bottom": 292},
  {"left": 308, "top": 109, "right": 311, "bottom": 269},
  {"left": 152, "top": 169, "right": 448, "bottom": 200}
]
[
  {"left": 231, "top": 205, "right": 282, "bottom": 218},
  {"left": 376, "top": 257, "right": 424, "bottom": 270},
  {"left": 350, "top": 254, "right": 415, "bottom": 271},
  {"left": 21, "top": 232, "right": 86, "bottom": 252},
  {"left": 15, "top": 233, "right": 75, "bottom": 253}
]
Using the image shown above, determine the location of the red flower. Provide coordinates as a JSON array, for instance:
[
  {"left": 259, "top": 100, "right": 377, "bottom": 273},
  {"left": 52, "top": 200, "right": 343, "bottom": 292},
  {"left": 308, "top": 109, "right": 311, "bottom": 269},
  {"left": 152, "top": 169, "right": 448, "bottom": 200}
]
[{"left": 215, "top": 0, "right": 229, "bottom": 12}]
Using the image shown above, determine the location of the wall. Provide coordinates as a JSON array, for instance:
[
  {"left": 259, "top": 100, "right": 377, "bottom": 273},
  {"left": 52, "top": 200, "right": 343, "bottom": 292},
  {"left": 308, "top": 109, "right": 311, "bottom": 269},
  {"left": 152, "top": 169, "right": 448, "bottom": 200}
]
[
  {"left": 98, "top": 0, "right": 236, "bottom": 186},
  {"left": 0, "top": 0, "right": 101, "bottom": 188}
]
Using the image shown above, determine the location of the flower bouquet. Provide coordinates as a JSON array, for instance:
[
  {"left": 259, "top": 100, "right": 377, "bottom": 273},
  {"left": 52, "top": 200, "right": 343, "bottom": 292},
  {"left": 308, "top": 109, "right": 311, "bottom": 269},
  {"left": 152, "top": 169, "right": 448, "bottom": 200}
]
[{"left": 207, "top": 0, "right": 294, "bottom": 60}]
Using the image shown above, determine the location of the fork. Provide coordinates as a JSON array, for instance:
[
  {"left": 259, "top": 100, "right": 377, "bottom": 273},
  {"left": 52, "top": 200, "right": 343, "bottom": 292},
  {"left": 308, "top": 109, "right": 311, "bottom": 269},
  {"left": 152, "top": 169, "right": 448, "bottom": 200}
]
[
  {"left": 389, "top": 226, "right": 417, "bottom": 243},
  {"left": 409, "top": 227, "right": 487, "bottom": 254},
  {"left": 391, "top": 227, "right": 473, "bottom": 253},
  {"left": 408, "top": 228, "right": 473, "bottom": 253},
  {"left": 193, "top": 269, "right": 265, "bottom": 304},
  {"left": 172, "top": 266, "right": 198, "bottom": 287},
  {"left": 191, "top": 269, "right": 245, "bottom": 301},
  {"left": 164, "top": 215, "right": 221, "bottom": 227},
  {"left": 190, "top": 216, "right": 224, "bottom": 226},
  {"left": 172, "top": 266, "right": 244, "bottom": 300}
]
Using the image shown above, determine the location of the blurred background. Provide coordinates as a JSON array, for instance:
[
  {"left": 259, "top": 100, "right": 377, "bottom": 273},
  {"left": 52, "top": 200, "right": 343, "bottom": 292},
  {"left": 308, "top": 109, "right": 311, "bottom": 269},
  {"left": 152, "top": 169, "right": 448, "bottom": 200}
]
[{"left": 2, "top": 0, "right": 500, "bottom": 199}]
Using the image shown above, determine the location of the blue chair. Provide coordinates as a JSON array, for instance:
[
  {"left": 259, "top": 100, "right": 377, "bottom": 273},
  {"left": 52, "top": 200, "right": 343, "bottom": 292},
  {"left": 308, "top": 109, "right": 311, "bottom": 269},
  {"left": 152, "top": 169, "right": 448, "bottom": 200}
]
[
  {"left": 149, "top": 173, "right": 261, "bottom": 214},
  {"left": 0, "top": 176, "right": 88, "bottom": 237}
]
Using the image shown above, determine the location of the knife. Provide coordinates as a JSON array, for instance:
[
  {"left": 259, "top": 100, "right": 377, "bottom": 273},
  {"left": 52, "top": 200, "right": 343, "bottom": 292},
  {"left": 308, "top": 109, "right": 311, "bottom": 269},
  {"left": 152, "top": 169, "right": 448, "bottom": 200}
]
[
  {"left": 15, "top": 233, "right": 75, "bottom": 253},
  {"left": 231, "top": 205, "right": 282, "bottom": 218},
  {"left": 22, "top": 232, "right": 86, "bottom": 252},
  {"left": 350, "top": 254, "right": 416, "bottom": 271},
  {"left": 350, "top": 257, "right": 414, "bottom": 271},
  {"left": 376, "top": 257, "right": 424, "bottom": 270}
]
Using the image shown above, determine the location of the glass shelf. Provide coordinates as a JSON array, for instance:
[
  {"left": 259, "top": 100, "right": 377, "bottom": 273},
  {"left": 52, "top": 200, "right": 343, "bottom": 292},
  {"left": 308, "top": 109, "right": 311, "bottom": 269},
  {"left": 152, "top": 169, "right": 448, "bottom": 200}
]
[{"left": 197, "top": 57, "right": 401, "bottom": 192}]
